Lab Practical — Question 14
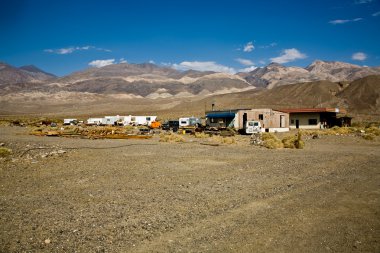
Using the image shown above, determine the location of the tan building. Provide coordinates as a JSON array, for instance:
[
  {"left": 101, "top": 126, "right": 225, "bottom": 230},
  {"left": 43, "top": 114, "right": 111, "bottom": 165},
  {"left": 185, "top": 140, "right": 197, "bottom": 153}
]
[
  {"left": 206, "top": 108, "right": 289, "bottom": 133},
  {"left": 280, "top": 108, "right": 351, "bottom": 129}
]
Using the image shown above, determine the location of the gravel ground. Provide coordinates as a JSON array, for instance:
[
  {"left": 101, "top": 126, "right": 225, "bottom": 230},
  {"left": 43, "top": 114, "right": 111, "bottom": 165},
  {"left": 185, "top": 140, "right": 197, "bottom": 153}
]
[{"left": 0, "top": 126, "right": 379, "bottom": 252}]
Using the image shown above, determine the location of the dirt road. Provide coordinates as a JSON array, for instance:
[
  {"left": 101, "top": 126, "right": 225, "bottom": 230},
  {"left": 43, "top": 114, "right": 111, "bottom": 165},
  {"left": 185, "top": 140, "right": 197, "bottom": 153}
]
[{"left": 0, "top": 126, "right": 379, "bottom": 252}]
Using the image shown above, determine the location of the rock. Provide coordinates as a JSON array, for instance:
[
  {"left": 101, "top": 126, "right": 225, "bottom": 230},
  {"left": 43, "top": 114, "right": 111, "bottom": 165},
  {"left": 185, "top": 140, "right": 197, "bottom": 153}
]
[
  {"left": 0, "top": 143, "right": 4, "bottom": 147},
  {"left": 44, "top": 239, "right": 51, "bottom": 244}
]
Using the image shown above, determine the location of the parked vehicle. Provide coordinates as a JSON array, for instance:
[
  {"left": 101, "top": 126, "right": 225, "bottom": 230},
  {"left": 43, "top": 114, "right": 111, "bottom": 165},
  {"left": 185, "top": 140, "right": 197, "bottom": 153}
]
[
  {"left": 63, "top": 119, "right": 78, "bottom": 125},
  {"left": 245, "top": 121, "right": 262, "bottom": 134},
  {"left": 162, "top": 120, "right": 179, "bottom": 132},
  {"left": 179, "top": 117, "right": 201, "bottom": 127}
]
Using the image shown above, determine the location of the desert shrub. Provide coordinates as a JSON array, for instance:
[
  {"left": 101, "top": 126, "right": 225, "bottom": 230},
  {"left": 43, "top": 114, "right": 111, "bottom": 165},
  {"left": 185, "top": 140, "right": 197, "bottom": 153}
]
[
  {"left": 261, "top": 133, "right": 283, "bottom": 149},
  {"left": 0, "top": 147, "right": 12, "bottom": 157},
  {"left": 328, "top": 127, "right": 356, "bottom": 135},
  {"left": 362, "top": 133, "right": 375, "bottom": 141},
  {"left": 365, "top": 126, "right": 380, "bottom": 136},
  {"left": 282, "top": 135, "right": 297, "bottom": 148},
  {"left": 195, "top": 132, "right": 210, "bottom": 138},
  {"left": 159, "top": 133, "right": 185, "bottom": 143},
  {"left": 295, "top": 131, "right": 305, "bottom": 149}
]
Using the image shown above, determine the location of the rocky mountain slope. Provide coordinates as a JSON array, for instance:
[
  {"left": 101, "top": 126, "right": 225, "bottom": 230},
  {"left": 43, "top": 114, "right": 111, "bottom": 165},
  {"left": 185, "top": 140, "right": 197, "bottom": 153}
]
[
  {"left": 0, "top": 62, "right": 56, "bottom": 85},
  {"left": 239, "top": 60, "right": 380, "bottom": 89}
]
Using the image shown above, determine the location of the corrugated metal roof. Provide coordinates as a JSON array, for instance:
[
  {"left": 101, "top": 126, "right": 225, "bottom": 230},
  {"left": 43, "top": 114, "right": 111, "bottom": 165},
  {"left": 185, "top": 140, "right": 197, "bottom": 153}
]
[{"left": 279, "top": 108, "right": 347, "bottom": 114}]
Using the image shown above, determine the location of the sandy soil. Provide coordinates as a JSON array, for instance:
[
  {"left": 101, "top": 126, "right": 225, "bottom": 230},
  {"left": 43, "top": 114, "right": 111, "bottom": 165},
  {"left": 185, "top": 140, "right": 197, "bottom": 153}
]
[{"left": 0, "top": 126, "right": 379, "bottom": 252}]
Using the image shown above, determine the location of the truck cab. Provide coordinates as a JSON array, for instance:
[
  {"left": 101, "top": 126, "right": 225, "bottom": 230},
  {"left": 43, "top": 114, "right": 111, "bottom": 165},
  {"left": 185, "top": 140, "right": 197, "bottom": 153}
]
[{"left": 245, "top": 121, "right": 261, "bottom": 134}]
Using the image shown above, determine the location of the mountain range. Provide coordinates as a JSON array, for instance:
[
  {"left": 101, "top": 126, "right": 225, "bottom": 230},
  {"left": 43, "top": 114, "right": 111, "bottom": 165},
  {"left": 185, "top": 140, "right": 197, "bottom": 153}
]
[{"left": 0, "top": 60, "right": 379, "bottom": 120}]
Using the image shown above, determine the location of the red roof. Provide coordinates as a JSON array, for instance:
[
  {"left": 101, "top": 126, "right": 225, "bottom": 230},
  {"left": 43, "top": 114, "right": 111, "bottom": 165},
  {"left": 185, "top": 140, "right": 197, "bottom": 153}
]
[{"left": 279, "top": 108, "right": 347, "bottom": 114}]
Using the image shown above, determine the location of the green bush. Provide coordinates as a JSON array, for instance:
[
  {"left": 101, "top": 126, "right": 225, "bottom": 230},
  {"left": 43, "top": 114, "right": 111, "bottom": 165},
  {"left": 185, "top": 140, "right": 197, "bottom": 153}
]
[{"left": 0, "top": 147, "right": 12, "bottom": 157}]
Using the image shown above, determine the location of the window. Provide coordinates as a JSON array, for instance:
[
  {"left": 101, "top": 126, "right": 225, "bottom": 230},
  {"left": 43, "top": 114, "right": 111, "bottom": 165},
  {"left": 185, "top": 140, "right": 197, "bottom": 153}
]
[
  {"left": 308, "top": 119, "right": 318, "bottom": 125},
  {"left": 146, "top": 117, "right": 151, "bottom": 121},
  {"left": 291, "top": 119, "right": 294, "bottom": 124},
  {"left": 218, "top": 119, "right": 224, "bottom": 123},
  {"left": 259, "top": 114, "right": 263, "bottom": 120}
]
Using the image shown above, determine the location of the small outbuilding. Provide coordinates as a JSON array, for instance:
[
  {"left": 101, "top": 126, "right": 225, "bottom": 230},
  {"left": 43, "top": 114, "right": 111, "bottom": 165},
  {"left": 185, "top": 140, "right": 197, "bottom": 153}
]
[
  {"left": 206, "top": 108, "right": 289, "bottom": 133},
  {"left": 279, "top": 108, "right": 351, "bottom": 129}
]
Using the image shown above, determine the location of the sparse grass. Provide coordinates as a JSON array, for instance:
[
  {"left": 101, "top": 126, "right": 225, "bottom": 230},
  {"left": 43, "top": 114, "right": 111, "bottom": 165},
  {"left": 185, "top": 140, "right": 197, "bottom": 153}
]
[
  {"left": 362, "top": 133, "right": 375, "bottom": 141},
  {"left": 365, "top": 126, "right": 380, "bottom": 136},
  {"left": 261, "top": 133, "right": 283, "bottom": 149},
  {"left": 282, "top": 135, "right": 297, "bottom": 149},
  {"left": 159, "top": 133, "right": 185, "bottom": 143},
  {"left": 0, "top": 147, "right": 12, "bottom": 157},
  {"left": 210, "top": 135, "right": 236, "bottom": 144},
  {"left": 195, "top": 132, "right": 210, "bottom": 138}
]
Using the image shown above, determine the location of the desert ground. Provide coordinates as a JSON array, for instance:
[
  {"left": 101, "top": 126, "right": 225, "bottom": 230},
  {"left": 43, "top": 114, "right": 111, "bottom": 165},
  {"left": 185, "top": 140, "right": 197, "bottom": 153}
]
[{"left": 0, "top": 126, "right": 379, "bottom": 252}]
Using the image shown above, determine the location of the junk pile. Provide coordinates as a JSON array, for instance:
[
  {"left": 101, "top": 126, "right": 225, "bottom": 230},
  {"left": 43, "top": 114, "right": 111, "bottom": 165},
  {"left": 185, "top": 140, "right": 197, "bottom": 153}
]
[{"left": 30, "top": 125, "right": 153, "bottom": 139}]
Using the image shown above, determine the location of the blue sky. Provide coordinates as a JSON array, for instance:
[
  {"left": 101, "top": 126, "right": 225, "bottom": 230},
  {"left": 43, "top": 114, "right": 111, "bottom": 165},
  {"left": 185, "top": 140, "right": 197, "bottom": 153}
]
[{"left": 1, "top": 0, "right": 379, "bottom": 76}]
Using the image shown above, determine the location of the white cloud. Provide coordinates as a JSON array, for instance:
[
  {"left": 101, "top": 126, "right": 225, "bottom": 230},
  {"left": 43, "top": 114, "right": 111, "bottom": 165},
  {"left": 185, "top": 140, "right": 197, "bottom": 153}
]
[
  {"left": 372, "top": 11, "right": 380, "bottom": 16},
  {"left": 270, "top": 48, "right": 307, "bottom": 64},
  {"left": 119, "top": 58, "right": 127, "bottom": 63},
  {"left": 243, "top": 42, "right": 254, "bottom": 52},
  {"left": 238, "top": 66, "right": 257, "bottom": 73},
  {"left": 352, "top": 52, "right": 367, "bottom": 61},
  {"left": 44, "top": 45, "right": 111, "bottom": 54},
  {"left": 89, "top": 59, "right": 115, "bottom": 68},
  {"left": 329, "top": 18, "right": 363, "bottom": 25},
  {"left": 259, "top": 60, "right": 266, "bottom": 65},
  {"left": 259, "top": 42, "right": 277, "bottom": 49},
  {"left": 235, "top": 58, "right": 254, "bottom": 66},
  {"left": 149, "top": 60, "right": 155, "bottom": 64},
  {"left": 172, "top": 61, "right": 236, "bottom": 74}
]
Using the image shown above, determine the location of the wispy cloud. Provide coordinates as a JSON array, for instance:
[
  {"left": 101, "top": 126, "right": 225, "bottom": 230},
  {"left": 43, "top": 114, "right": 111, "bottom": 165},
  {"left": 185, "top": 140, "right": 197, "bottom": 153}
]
[
  {"left": 238, "top": 66, "right": 257, "bottom": 73},
  {"left": 259, "top": 42, "right": 277, "bottom": 49},
  {"left": 235, "top": 58, "right": 254, "bottom": 66},
  {"left": 44, "top": 45, "right": 111, "bottom": 54},
  {"left": 352, "top": 52, "right": 367, "bottom": 61},
  {"left": 270, "top": 48, "right": 307, "bottom": 64},
  {"left": 172, "top": 61, "right": 236, "bottom": 74},
  {"left": 243, "top": 42, "right": 254, "bottom": 52},
  {"left": 88, "top": 59, "right": 116, "bottom": 68},
  {"left": 373, "top": 11, "right": 380, "bottom": 16},
  {"left": 355, "top": 0, "right": 373, "bottom": 4},
  {"left": 119, "top": 58, "right": 127, "bottom": 63},
  {"left": 329, "top": 18, "right": 363, "bottom": 24},
  {"left": 149, "top": 60, "right": 155, "bottom": 64}
]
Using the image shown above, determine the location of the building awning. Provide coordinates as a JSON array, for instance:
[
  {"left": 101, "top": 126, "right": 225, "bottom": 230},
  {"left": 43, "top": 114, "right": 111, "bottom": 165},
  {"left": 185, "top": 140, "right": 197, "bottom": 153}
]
[{"left": 206, "top": 112, "right": 236, "bottom": 118}]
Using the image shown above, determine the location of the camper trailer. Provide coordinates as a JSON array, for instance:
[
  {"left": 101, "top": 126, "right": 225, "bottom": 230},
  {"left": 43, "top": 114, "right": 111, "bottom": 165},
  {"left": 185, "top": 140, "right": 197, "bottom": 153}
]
[
  {"left": 179, "top": 117, "right": 201, "bottom": 127},
  {"left": 123, "top": 115, "right": 157, "bottom": 126},
  {"left": 63, "top": 119, "right": 77, "bottom": 125},
  {"left": 87, "top": 118, "right": 106, "bottom": 126}
]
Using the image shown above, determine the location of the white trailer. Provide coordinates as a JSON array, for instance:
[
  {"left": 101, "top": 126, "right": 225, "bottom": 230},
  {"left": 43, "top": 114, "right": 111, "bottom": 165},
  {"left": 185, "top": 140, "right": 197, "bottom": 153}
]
[
  {"left": 104, "top": 115, "right": 124, "bottom": 125},
  {"left": 63, "top": 118, "right": 77, "bottom": 125},
  {"left": 87, "top": 117, "right": 106, "bottom": 125},
  {"left": 123, "top": 115, "right": 157, "bottom": 126},
  {"left": 179, "top": 117, "right": 201, "bottom": 127}
]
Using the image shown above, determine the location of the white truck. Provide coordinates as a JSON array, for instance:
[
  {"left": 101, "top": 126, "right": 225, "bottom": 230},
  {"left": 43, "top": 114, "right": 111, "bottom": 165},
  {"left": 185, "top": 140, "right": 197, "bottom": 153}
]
[{"left": 245, "top": 120, "right": 262, "bottom": 134}]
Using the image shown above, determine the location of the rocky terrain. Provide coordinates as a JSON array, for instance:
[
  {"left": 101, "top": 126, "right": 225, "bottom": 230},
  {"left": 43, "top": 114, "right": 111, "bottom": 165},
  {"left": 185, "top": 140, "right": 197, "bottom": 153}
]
[
  {"left": 0, "top": 126, "right": 379, "bottom": 252},
  {"left": 239, "top": 60, "right": 380, "bottom": 89}
]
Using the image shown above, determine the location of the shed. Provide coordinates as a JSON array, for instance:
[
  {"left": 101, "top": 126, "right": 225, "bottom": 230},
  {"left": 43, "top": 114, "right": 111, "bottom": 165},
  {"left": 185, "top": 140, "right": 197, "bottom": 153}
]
[{"left": 279, "top": 108, "right": 351, "bottom": 129}]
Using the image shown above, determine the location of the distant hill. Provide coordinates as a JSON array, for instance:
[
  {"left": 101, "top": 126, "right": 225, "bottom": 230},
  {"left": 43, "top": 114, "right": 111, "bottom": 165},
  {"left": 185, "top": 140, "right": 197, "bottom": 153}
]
[
  {"left": 0, "top": 63, "right": 56, "bottom": 85},
  {"left": 239, "top": 60, "right": 380, "bottom": 89}
]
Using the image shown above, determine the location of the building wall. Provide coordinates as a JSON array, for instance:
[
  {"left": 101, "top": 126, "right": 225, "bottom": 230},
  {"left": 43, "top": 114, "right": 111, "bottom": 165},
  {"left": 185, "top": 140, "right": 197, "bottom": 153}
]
[
  {"left": 289, "top": 113, "right": 321, "bottom": 129},
  {"left": 235, "top": 109, "right": 289, "bottom": 130}
]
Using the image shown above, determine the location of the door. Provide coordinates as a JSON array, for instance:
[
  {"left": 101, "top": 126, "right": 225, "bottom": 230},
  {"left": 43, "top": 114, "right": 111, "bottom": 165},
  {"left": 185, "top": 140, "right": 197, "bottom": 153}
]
[
  {"left": 296, "top": 119, "right": 299, "bottom": 129},
  {"left": 280, "top": 115, "right": 285, "bottom": 128},
  {"left": 243, "top": 113, "right": 247, "bottom": 129}
]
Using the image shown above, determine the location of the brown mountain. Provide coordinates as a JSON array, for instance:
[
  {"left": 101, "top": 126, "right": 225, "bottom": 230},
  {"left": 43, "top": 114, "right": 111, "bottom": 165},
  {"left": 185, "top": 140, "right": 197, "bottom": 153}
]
[
  {"left": 0, "top": 62, "right": 56, "bottom": 85},
  {"left": 240, "top": 60, "right": 380, "bottom": 89}
]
